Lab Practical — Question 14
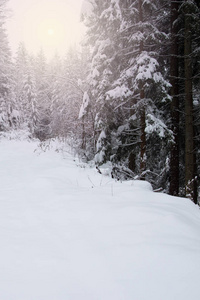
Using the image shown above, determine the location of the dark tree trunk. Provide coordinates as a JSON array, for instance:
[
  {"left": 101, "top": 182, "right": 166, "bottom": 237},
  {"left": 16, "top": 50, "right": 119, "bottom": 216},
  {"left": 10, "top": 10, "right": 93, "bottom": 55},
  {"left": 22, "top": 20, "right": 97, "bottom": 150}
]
[
  {"left": 81, "top": 116, "right": 86, "bottom": 150},
  {"left": 169, "top": 0, "right": 180, "bottom": 196},
  {"left": 184, "top": 1, "right": 197, "bottom": 203},
  {"left": 139, "top": 0, "right": 146, "bottom": 180},
  {"left": 140, "top": 89, "right": 146, "bottom": 180}
]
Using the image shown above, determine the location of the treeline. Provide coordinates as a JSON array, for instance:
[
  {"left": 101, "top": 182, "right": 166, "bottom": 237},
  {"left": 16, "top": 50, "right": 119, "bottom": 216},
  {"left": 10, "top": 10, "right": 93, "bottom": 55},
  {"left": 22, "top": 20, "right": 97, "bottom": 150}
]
[
  {"left": 0, "top": 1, "right": 86, "bottom": 144},
  {"left": 0, "top": 0, "right": 200, "bottom": 203}
]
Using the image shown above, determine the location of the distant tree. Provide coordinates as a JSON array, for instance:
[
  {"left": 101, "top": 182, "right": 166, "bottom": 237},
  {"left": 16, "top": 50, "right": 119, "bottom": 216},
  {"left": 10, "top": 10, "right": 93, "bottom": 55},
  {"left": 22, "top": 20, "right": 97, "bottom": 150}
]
[
  {"left": 33, "top": 49, "right": 51, "bottom": 140},
  {"left": 13, "top": 42, "right": 29, "bottom": 126},
  {"left": 62, "top": 47, "right": 84, "bottom": 139},
  {"left": 0, "top": 0, "right": 16, "bottom": 131},
  {"left": 46, "top": 53, "right": 63, "bottom": 138},
  {"left": 22, "top": 69, "right": 37, "bottom": 135}
]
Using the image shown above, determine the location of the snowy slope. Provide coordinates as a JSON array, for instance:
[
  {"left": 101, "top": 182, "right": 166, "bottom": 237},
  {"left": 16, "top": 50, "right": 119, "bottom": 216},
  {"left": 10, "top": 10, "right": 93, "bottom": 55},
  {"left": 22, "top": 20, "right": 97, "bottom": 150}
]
[{"left": 0, "top": 135, "right": 200, "bottom": 300}]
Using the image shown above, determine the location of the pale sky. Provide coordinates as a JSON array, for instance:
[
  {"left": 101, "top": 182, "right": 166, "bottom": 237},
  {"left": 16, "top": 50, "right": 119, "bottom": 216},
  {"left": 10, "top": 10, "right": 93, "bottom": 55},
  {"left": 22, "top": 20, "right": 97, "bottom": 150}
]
[{"left": 6, "top": 0, "right": 84, "bottom": 59}]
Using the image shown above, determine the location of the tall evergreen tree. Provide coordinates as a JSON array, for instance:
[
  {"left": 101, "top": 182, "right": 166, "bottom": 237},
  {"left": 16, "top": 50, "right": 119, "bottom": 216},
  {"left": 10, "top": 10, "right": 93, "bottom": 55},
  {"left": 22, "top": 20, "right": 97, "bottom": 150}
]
[
  {"left": 0, "top": 0, "right": 15, "bottom": 131},
  {"left": 82, "top": 0, "right": 123, "bottom": 164},
  {"left": 13, "top": 42, "right": 29, "bottom": 126},
  {"left": 22, "top": 69, "right": 37, "bottom": 135},
  {"left": 107, "top": 0, "right": 171, "bottom": 183},
  {"left": 34, "top": 49, "right": 51, "bottom": 140}
]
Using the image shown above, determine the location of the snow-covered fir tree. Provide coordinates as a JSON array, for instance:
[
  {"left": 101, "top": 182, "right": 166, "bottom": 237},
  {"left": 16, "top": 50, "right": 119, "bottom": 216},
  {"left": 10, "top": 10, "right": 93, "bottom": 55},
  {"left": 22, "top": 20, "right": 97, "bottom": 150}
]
[
  {"left": 33, "top": 49, "right": 51, "bottom": 140},
  {"left": 81, "top": 0, "right": 123, "bottom": 164},
  {"left": 13, "top": 42, "right": 30, "bottom": 127},
  {"left": 81, "top": 0, "right": 172, "bottom": 189},
  {"left": 22, "top": 68, "right": 37, "bottom": 135},
  {"left": 0, "top": 0, "right": 17, "bottom": 131}
]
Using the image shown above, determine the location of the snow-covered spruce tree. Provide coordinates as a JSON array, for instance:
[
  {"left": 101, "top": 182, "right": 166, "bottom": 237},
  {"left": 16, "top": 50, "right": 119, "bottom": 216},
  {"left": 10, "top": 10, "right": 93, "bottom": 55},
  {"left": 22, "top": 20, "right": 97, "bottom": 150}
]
[
  {"left": 47, "top": 53, "right": 64, "bottom": 138},
  {"left": 81, "top": 0, "right": 123, "bottom": 164},
  {"left": 33, "top": 49, "right": 51, "bottom": 140},
  {"left": 105, "top": 0, "right": 171, "bottom": 187},
  {"left": 79, "top": 91, "right": 91, "bottom": 150},
  {"left": 13, "top": 45, "right": 50, "bottom": 138},
  {"left": 47, "top": 51, "right": 81, "bottom": 140},
  {"left": 77, "top": 45, "right": 97, "bottom": 159},
  {"left": 13, "top": 43, "right": 30, "bottom": 127},
  {"left": 62, "top": 47, "right": 84, "bottom": 141},
  {"left": 22, "top": 68, "right": 38, "bottom": 136},
  {"left": 34, "top": 49, "right": 49, "bottom": 106},
  {"left": 0, "top": 0, "right": 17, "bottom": 131},
  {"left": 80, "top": 0, "right": 172, "bottom": 189},
  {"left": 47, "top": 53, "right": 75, "bottom": 139}
]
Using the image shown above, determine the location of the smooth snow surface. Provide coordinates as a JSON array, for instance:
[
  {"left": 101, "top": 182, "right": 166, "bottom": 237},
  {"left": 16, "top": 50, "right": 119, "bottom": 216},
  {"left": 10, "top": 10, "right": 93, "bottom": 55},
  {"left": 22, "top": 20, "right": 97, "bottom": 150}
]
[{"left": 0, "top": 136, "right": 200, "bottom": 300}]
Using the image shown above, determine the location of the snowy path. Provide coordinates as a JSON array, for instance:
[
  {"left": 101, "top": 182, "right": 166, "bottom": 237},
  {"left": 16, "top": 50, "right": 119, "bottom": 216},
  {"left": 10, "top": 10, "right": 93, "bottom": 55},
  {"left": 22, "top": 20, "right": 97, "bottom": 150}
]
[{"left": 0, "top": 138, "right": 200, "bottom": 300}]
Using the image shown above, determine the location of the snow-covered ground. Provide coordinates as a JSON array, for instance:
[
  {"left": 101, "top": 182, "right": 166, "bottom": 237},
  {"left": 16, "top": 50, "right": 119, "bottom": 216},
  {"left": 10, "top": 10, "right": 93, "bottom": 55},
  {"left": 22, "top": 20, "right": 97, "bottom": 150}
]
[{"left": 0, "top": 133, "right": 200, "bottom": 300}]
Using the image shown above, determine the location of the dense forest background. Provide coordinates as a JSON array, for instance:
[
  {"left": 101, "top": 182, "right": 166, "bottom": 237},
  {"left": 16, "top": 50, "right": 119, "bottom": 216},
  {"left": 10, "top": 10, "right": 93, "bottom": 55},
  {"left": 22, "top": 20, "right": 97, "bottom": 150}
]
[{"left": 0, "top": 0, "right": 200, "bottom": 203}]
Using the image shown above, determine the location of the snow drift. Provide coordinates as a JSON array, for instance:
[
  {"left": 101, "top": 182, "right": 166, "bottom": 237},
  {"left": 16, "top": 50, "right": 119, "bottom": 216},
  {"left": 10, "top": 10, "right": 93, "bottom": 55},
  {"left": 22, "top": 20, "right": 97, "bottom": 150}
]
[{"left": 0, "top": 134, "right": 200, "bottom": 300}]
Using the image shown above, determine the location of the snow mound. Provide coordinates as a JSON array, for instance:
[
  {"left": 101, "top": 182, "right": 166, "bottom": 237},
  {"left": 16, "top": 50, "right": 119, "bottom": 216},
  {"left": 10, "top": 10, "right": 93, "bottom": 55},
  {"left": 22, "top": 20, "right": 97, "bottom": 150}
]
[{"left": 124, "top": 179, "right": 153, "bottom": 191}]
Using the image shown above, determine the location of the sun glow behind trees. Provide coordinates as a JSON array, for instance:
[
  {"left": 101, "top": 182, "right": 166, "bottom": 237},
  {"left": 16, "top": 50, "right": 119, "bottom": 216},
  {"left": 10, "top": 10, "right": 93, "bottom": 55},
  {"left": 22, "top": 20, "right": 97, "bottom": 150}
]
[{"left": 6, "top": 0, "right": 84, "bottom": 59}]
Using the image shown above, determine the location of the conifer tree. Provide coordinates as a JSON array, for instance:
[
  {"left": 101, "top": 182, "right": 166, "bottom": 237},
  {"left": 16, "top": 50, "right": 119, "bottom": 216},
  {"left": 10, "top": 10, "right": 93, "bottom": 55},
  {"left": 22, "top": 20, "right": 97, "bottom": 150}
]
[
  {"left": 22, "top": 69, "right": 37, "bottom": 135},
  {"left": 81, "top": 0, "right": 171, "bottom": 187},
  {"left": 13, "top": 43, "right": 29, "bottom": 126},
  {"left": 106, "top": 0, "right": 171, "bottom": 182},
  {"left": 34, "top": 49, "right": 51, "bottom": 140},
  {"left": 82, "top": 0, "right": 123, "bottom": 164},
  {"left": 0, "top": 0, "right": 15, "bottom": 131}
]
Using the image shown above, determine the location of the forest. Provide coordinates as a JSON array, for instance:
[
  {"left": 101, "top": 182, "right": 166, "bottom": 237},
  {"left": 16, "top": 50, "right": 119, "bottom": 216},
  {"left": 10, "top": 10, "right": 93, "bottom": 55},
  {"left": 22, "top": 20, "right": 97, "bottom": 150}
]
[{"left": 0, "top": 0, "right": 200, "bottom": 203}]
